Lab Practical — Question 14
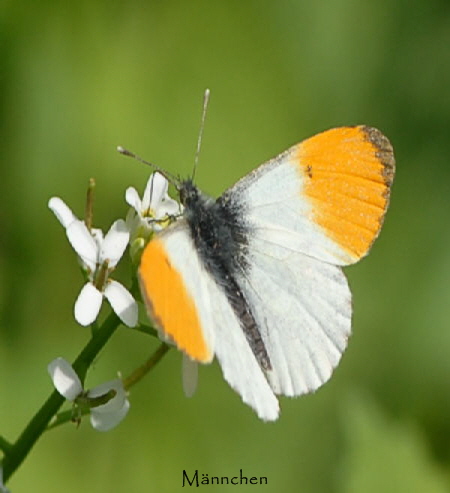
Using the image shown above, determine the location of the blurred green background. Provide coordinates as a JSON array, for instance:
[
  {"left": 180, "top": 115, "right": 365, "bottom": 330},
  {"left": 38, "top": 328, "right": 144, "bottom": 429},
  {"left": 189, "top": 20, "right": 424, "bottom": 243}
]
[{"left": 1, "top": 0, "right": 450, "bottom": 491}]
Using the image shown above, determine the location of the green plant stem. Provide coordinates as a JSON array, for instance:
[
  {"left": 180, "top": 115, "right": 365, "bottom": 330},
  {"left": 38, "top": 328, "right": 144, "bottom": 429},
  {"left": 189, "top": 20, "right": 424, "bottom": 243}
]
[
  {"left": 133, "top": 323, "right": 158, "bottom": 338},
  {"left": 123, "top": 342, "right": 170, "bottom": 390},
  {"left": 45, "top": 409, "right": 82, "bottom": 431},
  {"left": 2, "top": 311, "right": 120, "bottom": 483},
  {"left": 47, "top": 342, "right": 170, "bottom": 431},
  {"left": 0, "top": 436, "right": 12, "bottom": 454},
  {"left": 85, "top": 177, "right": 95, "bottom": 231}
]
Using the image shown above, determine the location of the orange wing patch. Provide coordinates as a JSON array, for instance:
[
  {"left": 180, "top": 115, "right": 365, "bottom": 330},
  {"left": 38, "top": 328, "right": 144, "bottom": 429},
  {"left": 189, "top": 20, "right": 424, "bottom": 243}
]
[
  {"left": 139, "top": 238, "right": 212, "bottom": 363},
  {"left": 296, "top": 126, "right": 395, "bottom": 262}
]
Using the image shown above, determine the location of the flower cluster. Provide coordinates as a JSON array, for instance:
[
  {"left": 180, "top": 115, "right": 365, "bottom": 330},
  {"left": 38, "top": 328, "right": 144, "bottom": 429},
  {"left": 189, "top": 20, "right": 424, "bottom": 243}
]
[
  {"left": 47, "top": 172, "right": 196, "bottom": 431},
  {"left": 126, "top": 171, "right": 182, "bottom": 239},
  {"left": 48, "top": 198, "right": 138, "bottom": 328},
  {"left": 48, "top": 358, "right": 130, "bottom": 432},
  {"left": 48, "top": 172, "right": 180, "bottom": 329}
]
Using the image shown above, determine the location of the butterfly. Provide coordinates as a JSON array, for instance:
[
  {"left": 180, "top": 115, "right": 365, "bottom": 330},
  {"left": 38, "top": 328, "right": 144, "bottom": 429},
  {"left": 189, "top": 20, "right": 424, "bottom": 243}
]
[{"left": 135, "top": 125, "right": 395, "bottom": 421}]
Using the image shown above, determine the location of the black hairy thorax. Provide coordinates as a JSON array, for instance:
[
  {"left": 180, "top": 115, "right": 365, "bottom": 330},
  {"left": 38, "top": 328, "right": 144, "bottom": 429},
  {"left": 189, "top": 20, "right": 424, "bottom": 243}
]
[
  {"left": 179, "top": 179, "right": 248, "bottom": 275},
  {"left": 179, "top": 179, "right": 271, "bottom": 370}
]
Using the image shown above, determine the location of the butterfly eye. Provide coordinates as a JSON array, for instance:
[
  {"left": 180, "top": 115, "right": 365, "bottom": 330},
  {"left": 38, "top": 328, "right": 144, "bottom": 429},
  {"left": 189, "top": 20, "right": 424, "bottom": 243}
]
[{"left": 179, "top": 180, "right": 198, "bottom": 207}]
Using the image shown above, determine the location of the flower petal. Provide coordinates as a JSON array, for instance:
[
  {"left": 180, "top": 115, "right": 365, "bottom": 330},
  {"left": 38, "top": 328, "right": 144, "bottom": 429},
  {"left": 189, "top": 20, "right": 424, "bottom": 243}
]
[
  {"left": 88, "top": 379, "right": 127, "bottom": 413},
  {"left": 66, "top": 220, "right": 98, "bottom": 272},
  {"left": 143, "top": 172, "right": 168, "bottom": 210},
  {"left": 74, "top": 283, "right": 103, "bottom": 326},
  {"left": 125, "top": 208, "right": 143, "bottom": 240},
  {"left": 125, "top": 187, "right": 142, "bottom": 212},
  {"left": 90, "top": 227, "right": 104, "bottom": 251},
  {"left": 48, "top": 197, "right": 77, "bottom": 229},
  {"left": 182, "top": 354, "right": 198, "bottom": 398},
  {"left": 100, "top": 219, "right": 129, "bottom": 267},
  {"left": 90, "top": 397, "right": 130, "bottom": 432},
  {"left": 104, "top": 280, "right": 138, "bottom": 327},
  {"left": 88, "top": 379, "right": 130, "bottom": 431},
  {"left": 48, "top": 357, "right": 82, "bottom": 400},
  {"left": 156, "top": 197, "right": 182, "bottom": 219}
]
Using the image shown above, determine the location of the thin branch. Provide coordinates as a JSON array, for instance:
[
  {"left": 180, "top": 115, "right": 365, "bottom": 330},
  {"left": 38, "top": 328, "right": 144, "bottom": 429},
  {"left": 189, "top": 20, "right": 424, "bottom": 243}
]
[
  {"left": 132, "top": 323, "right": 158, "bottom": 338},
  {"left": 123, "top": 343, "right": 170, "bottom": 390},
  {"left": 0, "top": 436, "right": 12, "bottom": 454},
  {"left": 85, "top": 178, "right": 95, "bottom": 231},
  {"left": 46, "top": 342, "right": 170, "bottom": 431},
  {"left": 46, "top": 409, "right": 88, "bottom": 431},
  {"left": 2, "top": 311, "right": 120, "bottom": 483}
]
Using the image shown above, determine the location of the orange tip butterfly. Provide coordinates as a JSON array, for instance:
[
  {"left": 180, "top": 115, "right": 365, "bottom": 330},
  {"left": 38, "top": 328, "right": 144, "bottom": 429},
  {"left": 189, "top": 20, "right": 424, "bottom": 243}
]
[{"left": 121, "top": 95, "right": 395, "bottom": 421}]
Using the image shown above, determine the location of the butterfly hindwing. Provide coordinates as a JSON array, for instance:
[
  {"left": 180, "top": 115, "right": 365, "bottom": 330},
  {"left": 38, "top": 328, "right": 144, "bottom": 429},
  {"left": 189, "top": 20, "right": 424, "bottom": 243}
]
[
  {"left": 139, "top": 220, "right": 279, "bottom": 421},
  {"left": 235, "top": 241, "right": 351, "bottom": 396}
]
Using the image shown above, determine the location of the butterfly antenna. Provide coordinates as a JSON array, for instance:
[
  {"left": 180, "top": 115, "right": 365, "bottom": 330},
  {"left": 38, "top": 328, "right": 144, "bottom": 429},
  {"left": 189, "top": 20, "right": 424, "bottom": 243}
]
[
  {"left": 116, "top": 146, "right": 180, "bottom": 187},
  {"left": 192, "top": 88, "right": 210, "bottom": 181}
]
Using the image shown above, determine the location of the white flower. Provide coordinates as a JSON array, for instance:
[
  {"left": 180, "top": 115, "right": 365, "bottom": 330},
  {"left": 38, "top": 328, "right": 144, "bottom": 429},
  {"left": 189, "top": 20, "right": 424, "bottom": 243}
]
[
  {"left": 48, "top": 197, "right": 138, "bottom": 327},
  {"left": 125, "top": 172, "right": 182, "bottom": 236},
  {"left": 48, "top": 357, "right": 130, "bottom": 432}
]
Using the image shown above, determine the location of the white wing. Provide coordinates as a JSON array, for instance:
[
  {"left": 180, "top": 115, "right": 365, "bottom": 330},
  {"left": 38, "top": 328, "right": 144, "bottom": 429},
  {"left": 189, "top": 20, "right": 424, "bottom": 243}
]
[
  {"left": 143, "top": 220, "right": 279, "bottom": 421},
  {"left": 236, "top": 239, "right": 351, "bottom": 396},
  {"left": 141, "top": 127, "right": 394, "bottom": 417},
  {"left": 224, "top": 126, "right": 394, "bottom": 266},
  {"left": 214, "top": 127, "right": 393, "bottom": 395}
]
